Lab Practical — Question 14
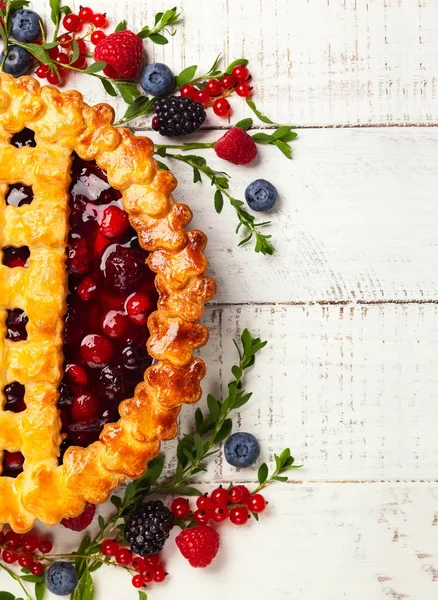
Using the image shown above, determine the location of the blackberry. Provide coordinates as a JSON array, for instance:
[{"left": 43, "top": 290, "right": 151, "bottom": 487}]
[
  {"left": 152, "top": 96, "right": 206, "bottom": 137},
  {"left": 125, "top": 500, "right": 175, "bottom": 556}
]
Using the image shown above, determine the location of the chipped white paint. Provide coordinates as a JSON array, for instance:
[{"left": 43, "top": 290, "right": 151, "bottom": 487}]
[{"left": 1, "top": 0, "right": 438, "bottom": 598}]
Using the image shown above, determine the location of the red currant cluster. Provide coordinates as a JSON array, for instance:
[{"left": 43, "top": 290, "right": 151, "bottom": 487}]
[
  {"left": 180, "top": 65, "right": 252, "bottom": 117},
  {"left": 35, "top": 6, "right": 108, "bottom": 86},
  {"left": 100, "top": 540, "right": 166, "bottom": 589},
  {"left": 0, "top": 529, "right": 52, "bottom": 575},
  {"left": 171, "top": 484, "right": 267, "bottom": 527}
]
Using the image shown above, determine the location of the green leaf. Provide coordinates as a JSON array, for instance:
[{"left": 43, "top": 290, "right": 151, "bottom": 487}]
[
  {"left": 235, "top": 117, "right": 253, "bottom": 131},
  {"left": 35, "top": 581, "right": 45, "bottom": 600},
  {"left": 273, "top": 139, "right": 292, "bottom": 159},
  {"left": 154, "top": 12, "right": 164, "bottom": 26},
  {"left": 193, "top": 433, "right": 204, "bottom": 460},
  {"left": 115, "top": 20, "right": 127, "bottom": 32},
  {"left": 214, "top": 419, "right": 232, "bottom": 443},
  {"left": 207, "top": 53, "right": 222, "bottom": 76},
  {"left": 156, "top": 160, "right": 169, "bottom": 171},
  {"left": 207, "top": 394, "right": 220, "bottom": 421},
  {"left": 280, "top": 448, "right": 291, "bottom": 464},
  {"left": 258, "top": 463, "right": 268, "bottom": 484},
  {"left": 233, "top": 391, "right": 252, "bottom": 409},
  {"left": 18, "top": 43, "right": 55, "bottom": 68},
  {"left": 214, "top": 190, "right": 224, "bottom": 213},
  {"left": 246, "top": 98, "right": 275, "bottom": 124},
  {"left": 231, "top": 365, "right": 243, "bottom": 380},
  {"left": 9, "top": 0, "right": 31, "bottom": 12},
  {"left": 0, "top": 593, "right": 16, "bottom": 600},
  {"left": 251, "top": 132, "right": 273, "bottom": 144},
  {"left": 117, "top": 96, "right": 154, "bottom": 125},
  {"left": 272, "top": 125, "right": 292, "bottom": 140},
  {"left": 280, "top": 131, "right": 297, "bottom": 142},
  {"left": 144, "top": 454, "right": 165, "bottom": 485},
  {"left": 98, "top": 514, "right": 105, "bottom": 532},
  {"left": 175, "top": 65, "right": 198, "bottom": 89},
  {"left": 84, "top": 61, "right": 107, "bottom": 74},
  {"left": 72, "top": 570, "right": 94, "bottom": 600},
  {"left": 195, "top": 407, "right": 203, "bottom": 429},
  {"left": 101, "top": 78, "right": 117, "bottom": 97},
  {"left": 110, "top": 495, "right": 121, "bottom": 509},
  {"left": 193, "top": 167, "right": 201, "bottom": 183},
  {"left": 138, "top": 592, "right": 148, "bottom": 600},
  {"left": 168, "top": 486, "right": 202, "bottom": 496},
  {"left": 21, "top": 575, "right": 44, "bottom": 582},
  {"left": 71, "top": 39, "right": 80, "bottom": 65},
  {"left": 116, "top": 83, "right": 141, "bottom": 104},
  {"left": 149, "top": 33, "right": 168, "bottom": 45},
  {"left": 75, "top": 534, "right": 91, "bottom": 572},
  {"left": 49, "top": 0, "right": 60, "bottom": 24},
  {"left": 125, "top": 481, "right": 136, "bottom": 499},
  {"left": 273, "top": 475, "right": 289, "bottom": 482},
  {"left": 225, "top": 58, "right": 249, "bottom": 74}
]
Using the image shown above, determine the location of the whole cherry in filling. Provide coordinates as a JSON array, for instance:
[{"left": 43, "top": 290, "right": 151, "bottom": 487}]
[{"left": 61, "top": 152, "right": 158, "bottom": 454}]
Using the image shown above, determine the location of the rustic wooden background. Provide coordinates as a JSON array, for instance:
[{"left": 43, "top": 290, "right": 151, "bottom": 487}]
[{"left": 2, "top": 0, "right": 438, "bottom": 598}]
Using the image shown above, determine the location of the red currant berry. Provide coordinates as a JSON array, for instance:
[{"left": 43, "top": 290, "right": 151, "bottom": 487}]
[
  {"left": 152, "top": 115, "right": 160, "bottom": 131},
  {"left": 211, "top": 486, "right": 229, "bottom": 506},
  {"left": 48, "top": 47, "right": 60, "bottom": 60},
  {"left": 35, "top": 65, "right": 48, "bottom": 78},
  {"left": 141, "top": 569, "right": 153, "bottom": 583},
  {"left": 58, "top": 33, "right": 72, "bottom": 49},
  {"left": 230, "top": 506, "right": 249, "bottom": 525},
  {"left": 100, "top": 205, "right": 129, "bottom": 238},
  {"left": 38, "top": 538, "right": 53, "bottom": 554},
  {"left": 132, "top": 574, "right": 144, "bottom": 589},
  {"left": 144, "top": 554, "right": 161, "bottom": 567},
  {"left": 62, "top": 14, "right": 81, "bottom": 32},
  {"left": 78, "top": 7, "right": 94, "bottom": 22},
  {"left": 171, "top": 497, "right": 191, "bottom": 518},
  {"left": 228, "top": 485, "right": 250, "bottom": 504},
  {"left": 93, "top": 13, "right": 107, "bottom": 28},
  {"left": 196, "top": 495, "right": 213, "bottom": 511},
  {"left": 132, "top": 556, "right": 145, "bottom": 571},
  {"left": 154, "top": 566, "right": 166, "bottom": 583},
  {"left": 66, "top": 364, "right": 88, "bottom": 386},
  {"left": 80, "top": 334, "right": 114, "bottom": 367},
  {"left": 212, "top": 505, "right": 229, "bottom": 522},
  {"left": 31, "top": 562, "right": 45, "bottom": 576},
  {"left": 77, "top": 276, "right": 97, "bottom": 302},
  {"left": 247, "top": 493, "right": 267, "bottom": 514},
  {"left": 70, "top": 55, "right": 88, "bottom": 70},
  {"left": 196, "top": 89, "right": 211, "bottom": 106},
  {"left": 46, "top": 72, "right": 61, "bottom": 85},
  {"left": 76, "top": 38, "right": 88, "bottom": 55},
  {"left": 193, "top": 509, "right": 213, "bottom": 525},
  {"left": 101, "top": 539, "right": 119, "bottom": 557},
  {"left": 91, "top": 30, "right": 106, "bottom": 45},
  {"left": 236, "top": 82, "right": 252, "bottom": 97},
  {"left": 2, "top": 549, "right": 18, "bottom": 564},
  {"left": 71, "top": 392, "right": 100, "bottom": 422},
  {"left": 125, "top": 293, "right": 153, "bottom": 325},
  {"left": 213, "top": 98, "right": 231, "bottom": 117},
  {"left": 5, "top": 530, "right": 21, "bottom": 547},
  {"left": 206, "top": 79, "right": 222, "bottom": 96},
  {"left": 19, "top": 553, "right": 35, "bottom": 568},
  {"left": 56, "top": 53, "right": 69, "bottom": 66},
  {"left": 102, "top": 310, "right": 130, "bottom": 339},
  {"left": 180, "top": 84, "right": 197, "bottom": 100},
  {"left": 232, "top": 65, "right": 249, "bottom": 81},
  {"left": 116, "top": 547, "right": 133, "bottom": 566},
  {"left": 22, "top": 533, "right": 39, "bottom": 552},
  {"left": 220, "top": 75, "right": 236, "bottom": 89}
]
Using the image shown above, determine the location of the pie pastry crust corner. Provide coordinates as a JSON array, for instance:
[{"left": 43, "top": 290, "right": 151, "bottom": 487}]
[{"left": 0, "top": 73, "right": 216, "bottom": 532}]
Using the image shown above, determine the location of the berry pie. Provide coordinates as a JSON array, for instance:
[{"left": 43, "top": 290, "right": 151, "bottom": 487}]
[{"left": 0, "top": 74, "right": 215, "bottom": 532}]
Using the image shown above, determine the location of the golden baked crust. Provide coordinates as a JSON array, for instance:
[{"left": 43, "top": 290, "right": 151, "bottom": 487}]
[{"left": 0, "top": 74, "right": 216, "bottom": 532}]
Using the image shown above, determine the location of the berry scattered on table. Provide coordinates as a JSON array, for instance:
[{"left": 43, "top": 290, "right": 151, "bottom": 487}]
[
  {"left": 206, "top": 78, "right": 222, "bottom": 96},
  {"left": 232, "top": 64, "right": 250, "bottom": 81},
  {"left": 45, "top": 562, "right": 78, "bottom": 596},
  {"left": 171, "top": 497, "right": 191, "bottom": 518},
  {"left": 61, "top": 502, "right": 96, "bottom": 531},
  {"left": 92, "top": 13, "right": 108, "bottom": 28},
  {"left": 228, "top": 484, "right": 251, "bottom": 504},
  {"left": 230, "top": 506, "right": 249, "bottom": 525},
  {"left": 176, "top": 525, "right": 220, "bottom": 568},
  {"left": 78, "top": 6, "right": 94, "bottom": 23},
  {"left": 141, "top": 62, "right": 175, "bottom": 97},
  {"left": 125, "top": 500, "right": 175, "bottom": 556},
  {"left": 94, "top": 30, "right": 143, "bottom": 79},
  {"left": 213, "top": 97, "right": 231, "bottom": 117},
  {"left": 153, "top": 96, "right": 206, "bottom": 137},
  {"left": 245, "top": 179, "right": 278, "bottom": 212},
  {"left": 91, "top": 29, "right": 106, "bottom": 45},
  {"left": 214, "top": 126, "right": 258, "bottom": 165},
  {"left": 0, "top": 45, "right": 32, "bottom": 77},
  {"left": 236, "top": 81, "right": 252, "bottom": 97},
  {"left": 101, "top": 539, "right": 119, "bottom": 557},
  {"left": 247, "top": 493, "right": 267, "bottom": 514},
  {"left": 62, "top": 13, "right": 81, "bottom": 33},
  {"left": 11, "top": 9, "right": 42, "bottom": 42},
  {"left": 224, "top": 431, "right": 260, "bottom": 467}
]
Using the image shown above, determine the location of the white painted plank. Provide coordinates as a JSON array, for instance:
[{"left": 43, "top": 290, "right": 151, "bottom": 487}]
[
  {"left": 36, "top": 0, "right": 438, "bottom": 126},
  {"left": 2, "top": 484, "right": 438, "bottom": 599},
  {"left": 145, "top": 128, "right": 438, "bottom": 303}
]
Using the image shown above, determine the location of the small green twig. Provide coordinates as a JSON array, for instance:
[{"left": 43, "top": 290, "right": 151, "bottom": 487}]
[{"left": 0, "top": 562, "right": 33, "bottom": 600}]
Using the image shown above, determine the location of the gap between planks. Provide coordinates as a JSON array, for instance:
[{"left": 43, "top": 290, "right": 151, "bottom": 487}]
[
  {"left": 209, "top": 299, "right": 438, "bottom": 307},
  {"left": 132, "top": 122, "right": 438, "bottom": 132}
]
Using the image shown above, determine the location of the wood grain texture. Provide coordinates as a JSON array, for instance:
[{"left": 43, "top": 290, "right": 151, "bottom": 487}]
[
  {"left": 144, "top": 128, "right": 438, "bottom": 304},
  {"left": 38, "top": 0, "right": 438, "bottom": 127}
]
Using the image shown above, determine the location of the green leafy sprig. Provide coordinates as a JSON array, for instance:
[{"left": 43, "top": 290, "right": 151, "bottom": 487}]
[{"left": 137, "top": 7, "right": 181, "bottom": 44}]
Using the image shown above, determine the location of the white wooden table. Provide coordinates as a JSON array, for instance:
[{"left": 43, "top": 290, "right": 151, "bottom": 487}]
[{"left": 2, "top": 0, "right": 438, "bottom": 598}]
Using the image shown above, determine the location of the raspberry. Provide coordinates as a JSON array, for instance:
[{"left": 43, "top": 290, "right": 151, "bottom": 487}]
[
  {"left": 94, "top": 30, "right": 143, "bottom": 80},
  {"left": 153, "top": 96, "right": 206, "bottom": 137},
  {"left": 125, "top": 501, "right": 175, "bottom": 556},
  {"left": 175, "top": 525, "right": 220, "bottom": 568},
  {"left": 214, "top": 127, "right": 257, "bottom": 165},
  {"left": 61, "top": 502, "right": 96, "bottom": 531}
]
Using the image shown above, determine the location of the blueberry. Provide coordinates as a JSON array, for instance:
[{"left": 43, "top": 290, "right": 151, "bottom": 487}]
[
  {"left": 45, "top": 562, "right": 78, "bottom": 596},
  {"left": 224, "top": 432, "right": 260, "bottom": 468},
  {"left": 0, "top": 45, "right": 32, "bottom": 77},
  {"left": 245, "top": 179, "right": 278, "bottom": 212},
  {"left": 140, "top": 63, "right": 175, "bottom": 96},
  {"left": 11, "top": 9, "right": 42, "bottom": 42}
]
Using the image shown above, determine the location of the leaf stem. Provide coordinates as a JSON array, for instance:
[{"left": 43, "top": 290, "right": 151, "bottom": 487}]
[{"left": 0, "top": 562, "right": 33, "bottom": 600}]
